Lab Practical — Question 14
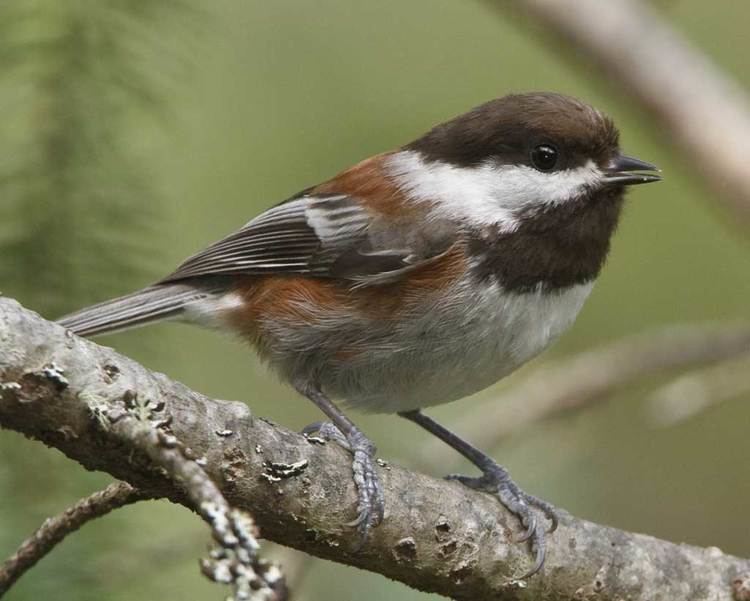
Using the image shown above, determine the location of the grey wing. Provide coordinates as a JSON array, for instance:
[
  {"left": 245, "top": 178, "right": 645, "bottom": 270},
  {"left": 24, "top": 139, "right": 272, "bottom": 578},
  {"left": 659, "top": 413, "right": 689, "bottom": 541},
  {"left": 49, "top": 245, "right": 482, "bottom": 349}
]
[{"left": 160, "top": 194, "right": 455, "bottom": 286}]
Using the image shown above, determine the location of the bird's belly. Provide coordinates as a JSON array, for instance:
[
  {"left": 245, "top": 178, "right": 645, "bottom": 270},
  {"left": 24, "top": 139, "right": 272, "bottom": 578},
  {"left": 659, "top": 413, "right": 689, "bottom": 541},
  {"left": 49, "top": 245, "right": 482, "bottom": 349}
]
[{"left": 319, "top": 280, "right": 594, "bottom": 413}]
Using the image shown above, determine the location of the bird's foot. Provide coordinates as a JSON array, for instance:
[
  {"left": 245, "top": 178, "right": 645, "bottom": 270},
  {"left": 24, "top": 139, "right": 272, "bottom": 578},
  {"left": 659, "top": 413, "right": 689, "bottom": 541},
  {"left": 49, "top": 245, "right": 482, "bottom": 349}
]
[
  {"left": 302, "top": 420, "right": 349, "bottom": 447},
  {"left": 302, "top": 421, "right": 385, "bottom": 543},
  {"left": 447, "top": 463, "right": 557, "bottom": 578}
]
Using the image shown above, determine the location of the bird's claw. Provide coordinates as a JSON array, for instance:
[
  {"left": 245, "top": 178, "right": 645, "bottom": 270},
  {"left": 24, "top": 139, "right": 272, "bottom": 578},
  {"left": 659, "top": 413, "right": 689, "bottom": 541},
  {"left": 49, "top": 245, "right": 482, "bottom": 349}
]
[
  {"left": 304, "top": 421, "right": 384, "bottom": 545},
  {"left": 447, "top": 464, "right": 557, "bottom": 578},
  {"left": 302, "top": 421, "right": 350, "bottom": 449},
  {"left": 514, "top": 512, "right": 537, "bottom": 543},
  {"left": 347, "top": 430, "right": 385, "bottom": 544}
]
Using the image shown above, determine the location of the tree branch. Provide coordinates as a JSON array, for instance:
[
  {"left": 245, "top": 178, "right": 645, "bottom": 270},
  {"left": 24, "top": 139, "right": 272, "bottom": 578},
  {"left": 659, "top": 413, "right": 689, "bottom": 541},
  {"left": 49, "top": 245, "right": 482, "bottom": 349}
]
[
  {"left": 0, "top": 482, "right": 147, "bottom": 596},
  {"left": 494, "top": 0, "right": 750, "bottom": 226},
  {"left": 1, "top": 297, "right": 748, "bottom": 600},
  {"left": 95, "top": 390, "right": 287, "bottom": 601}
]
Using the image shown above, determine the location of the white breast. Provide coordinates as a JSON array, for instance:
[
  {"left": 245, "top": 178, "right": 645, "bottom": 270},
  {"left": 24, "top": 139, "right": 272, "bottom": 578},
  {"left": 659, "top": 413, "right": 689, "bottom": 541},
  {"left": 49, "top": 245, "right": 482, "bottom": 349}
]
[
  {"left": 191, "top": 275, "right": 594, "bottom": 414},
  {"left": 324, "top": 278, "right": 594, "bottom": 413}
]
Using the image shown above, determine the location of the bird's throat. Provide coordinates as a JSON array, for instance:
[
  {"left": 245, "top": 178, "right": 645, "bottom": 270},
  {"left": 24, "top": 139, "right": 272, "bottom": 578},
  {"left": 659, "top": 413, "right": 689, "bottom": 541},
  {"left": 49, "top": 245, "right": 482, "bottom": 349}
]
[{"left": 469, "top": 191, "right": 625, "bottom": 293}]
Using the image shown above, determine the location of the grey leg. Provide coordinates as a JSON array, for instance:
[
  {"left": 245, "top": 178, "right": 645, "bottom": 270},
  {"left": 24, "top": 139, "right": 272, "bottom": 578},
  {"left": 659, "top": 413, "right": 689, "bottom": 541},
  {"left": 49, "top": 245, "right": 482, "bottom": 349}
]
[
  {"left": 295, "top": 381, "right": 384, "bottom": 541},
  {"left": 399, "top": 409, "right": 557, "bottom": 578}
]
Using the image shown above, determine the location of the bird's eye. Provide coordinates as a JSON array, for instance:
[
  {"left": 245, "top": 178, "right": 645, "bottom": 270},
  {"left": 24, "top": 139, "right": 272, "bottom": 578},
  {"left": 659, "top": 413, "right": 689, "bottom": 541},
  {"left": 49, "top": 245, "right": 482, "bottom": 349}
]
[{"left": 530, "top": 144, "right": 558, "bottom": 171}]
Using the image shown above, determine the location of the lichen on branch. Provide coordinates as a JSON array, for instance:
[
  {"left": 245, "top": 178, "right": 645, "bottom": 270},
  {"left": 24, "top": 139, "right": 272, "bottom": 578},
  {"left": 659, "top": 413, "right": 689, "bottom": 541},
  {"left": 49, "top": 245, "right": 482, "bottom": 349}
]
[{"left": 0, "top": 297, "right": 748, "bottom": 600}]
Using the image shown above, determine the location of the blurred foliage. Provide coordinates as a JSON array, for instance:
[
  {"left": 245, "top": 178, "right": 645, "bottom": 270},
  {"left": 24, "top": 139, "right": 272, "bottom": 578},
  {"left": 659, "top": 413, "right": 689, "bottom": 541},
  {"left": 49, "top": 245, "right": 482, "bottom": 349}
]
[
  {"left": 1, "top": 1, "right": 749, "bottom": 600},
  {"left": 0, "top": 0, "right": 194, "bottom": 316}
]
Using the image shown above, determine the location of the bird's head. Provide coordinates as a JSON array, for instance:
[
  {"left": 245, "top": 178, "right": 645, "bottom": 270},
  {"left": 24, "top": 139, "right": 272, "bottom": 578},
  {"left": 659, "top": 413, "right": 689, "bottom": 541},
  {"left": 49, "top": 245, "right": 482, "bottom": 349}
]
[{"left": 395, "top": 92, "right": 660, "bottom": 232}]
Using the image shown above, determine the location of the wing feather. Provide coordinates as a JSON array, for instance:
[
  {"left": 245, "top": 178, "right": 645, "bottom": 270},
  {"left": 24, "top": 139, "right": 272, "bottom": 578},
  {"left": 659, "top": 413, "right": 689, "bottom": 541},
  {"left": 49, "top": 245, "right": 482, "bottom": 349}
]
[{"left": 160, "top": 193, "right": 454, "bottom": 286}]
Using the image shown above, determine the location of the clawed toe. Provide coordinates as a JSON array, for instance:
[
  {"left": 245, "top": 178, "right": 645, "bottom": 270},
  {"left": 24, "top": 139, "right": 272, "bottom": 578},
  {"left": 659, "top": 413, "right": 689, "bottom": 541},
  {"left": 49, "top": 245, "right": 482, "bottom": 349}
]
[
  {"left": 445, "top": 473, "right": 483, "bottom": 489},
  {"left": 345, "top": 471, "right": 384, "bottom": 542},
  {"left": 302, "top": 421, "right": 350, "bottom": 449},
  {"left": 501, "top": 491, "right": 551, "bottom": 577},
  {"left": 449, "top": 465, "right": 557, "bottom": 578},
  {"left": 398, "top": 410, "right": 557, "bottom": 578},
  {"left": 525, "top": 493, "right": 559, "bottom": 534},
  {"left": 302, "top": 422, "right": 384, "bottom": 544},
  {"left": 349, "top": 436, "right": 385, "bottom": 542},
  {"left": 513, "top": 511, "right": 537, "bottom": 543},
  {"left": 519, "top": 523, "right": 547, "bottom": 581},
  {"left": 295, "top": 384, "right": 385, "bottom": 549}
]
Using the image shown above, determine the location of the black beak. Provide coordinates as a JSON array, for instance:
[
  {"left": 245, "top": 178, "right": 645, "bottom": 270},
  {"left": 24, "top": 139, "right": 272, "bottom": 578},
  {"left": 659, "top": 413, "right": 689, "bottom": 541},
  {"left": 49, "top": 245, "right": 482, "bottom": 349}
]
[{"left": 604, "top": 154, "right": 662, "bottom": 186}]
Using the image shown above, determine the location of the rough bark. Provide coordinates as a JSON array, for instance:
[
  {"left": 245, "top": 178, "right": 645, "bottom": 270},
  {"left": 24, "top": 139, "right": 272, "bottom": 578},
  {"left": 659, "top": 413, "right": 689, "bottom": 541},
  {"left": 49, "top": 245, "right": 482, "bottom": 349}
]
[{"left": 1, "top": 297, "right": 747, "bottom": 600}]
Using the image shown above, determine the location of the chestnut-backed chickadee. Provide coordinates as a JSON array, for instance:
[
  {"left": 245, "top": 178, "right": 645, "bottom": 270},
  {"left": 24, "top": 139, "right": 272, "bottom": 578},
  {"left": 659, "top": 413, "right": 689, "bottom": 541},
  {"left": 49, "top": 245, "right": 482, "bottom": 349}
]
[{"left": 58, "top": 92, "right": 661, "bottom": 577}]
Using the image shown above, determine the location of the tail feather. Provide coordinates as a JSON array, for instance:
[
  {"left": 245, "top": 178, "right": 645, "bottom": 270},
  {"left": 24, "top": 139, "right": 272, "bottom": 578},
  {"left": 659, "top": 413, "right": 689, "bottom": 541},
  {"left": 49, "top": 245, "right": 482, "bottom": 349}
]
[{"left": 56, "top": 284, "right": 215, "bottom": 337}]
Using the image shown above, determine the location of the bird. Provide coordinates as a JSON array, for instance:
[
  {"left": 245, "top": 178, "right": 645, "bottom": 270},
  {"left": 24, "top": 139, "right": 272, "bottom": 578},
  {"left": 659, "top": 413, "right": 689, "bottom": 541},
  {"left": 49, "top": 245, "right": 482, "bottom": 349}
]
[{"left": 57, "top": 92, "right": 661, "bottom": 577}]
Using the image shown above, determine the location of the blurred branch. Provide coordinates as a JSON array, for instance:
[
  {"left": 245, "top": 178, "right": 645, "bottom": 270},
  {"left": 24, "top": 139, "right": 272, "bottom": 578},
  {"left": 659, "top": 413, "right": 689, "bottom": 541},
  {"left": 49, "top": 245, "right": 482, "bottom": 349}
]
[
  {"left": 0, "top": 482, "right": 148, "bottom": 596},
  {"left": 266, "top": 545, "right": 315, "bottom": 601},
  {"left": 421, "top": 324, "right": 750, "bottom": 463},
  {"left": 1, "top": 298, "right": 749, "bottom": 600},
  {"left": 647, "top": 354, "right": 750, "bottom": 427},
  {"left": 494, "top": 0, "right": 750, "bottom": 226}
]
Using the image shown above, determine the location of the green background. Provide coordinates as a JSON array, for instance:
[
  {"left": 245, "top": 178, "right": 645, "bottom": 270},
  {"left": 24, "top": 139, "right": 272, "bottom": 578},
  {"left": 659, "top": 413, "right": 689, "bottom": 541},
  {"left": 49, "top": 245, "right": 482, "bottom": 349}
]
[{"left": 1, "top": 1, "right": 749, "bottom": 599}]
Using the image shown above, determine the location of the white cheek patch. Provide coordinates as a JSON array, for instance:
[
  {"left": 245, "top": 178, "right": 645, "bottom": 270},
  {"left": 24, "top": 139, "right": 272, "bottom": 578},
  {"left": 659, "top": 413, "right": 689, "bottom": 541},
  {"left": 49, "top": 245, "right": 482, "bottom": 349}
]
[{"left": 386, "top": 150, "right": 602, "bottom": 231}]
